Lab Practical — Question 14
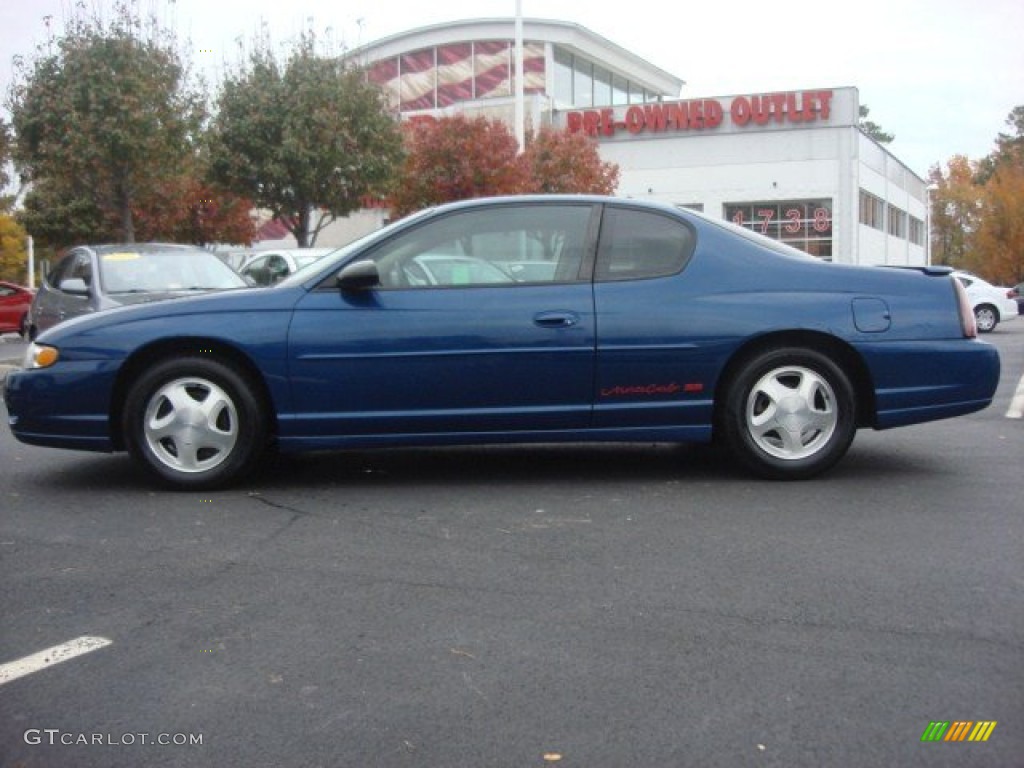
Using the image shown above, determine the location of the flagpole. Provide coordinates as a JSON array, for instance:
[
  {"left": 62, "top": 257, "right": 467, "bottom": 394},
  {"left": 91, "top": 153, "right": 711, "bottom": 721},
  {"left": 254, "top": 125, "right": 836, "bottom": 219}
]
[{"left": 514, "top": 0, "right": 525, "bottom": 153}]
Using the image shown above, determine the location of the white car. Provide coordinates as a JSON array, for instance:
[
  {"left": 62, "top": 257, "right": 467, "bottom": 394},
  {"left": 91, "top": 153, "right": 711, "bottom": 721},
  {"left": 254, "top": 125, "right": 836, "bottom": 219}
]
[
  {"left": 240, "top": 248, "right": 335, "bottom": 286},
  {"left": 952, "top": 271, "right": 1019, "bottom": 332}
]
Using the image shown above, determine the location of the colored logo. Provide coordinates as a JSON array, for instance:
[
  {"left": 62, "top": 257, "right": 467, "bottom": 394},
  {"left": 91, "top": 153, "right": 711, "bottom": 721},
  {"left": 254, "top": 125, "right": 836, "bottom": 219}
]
[{"left": 921, "top": 721, "right": 997, "bottom": 742}]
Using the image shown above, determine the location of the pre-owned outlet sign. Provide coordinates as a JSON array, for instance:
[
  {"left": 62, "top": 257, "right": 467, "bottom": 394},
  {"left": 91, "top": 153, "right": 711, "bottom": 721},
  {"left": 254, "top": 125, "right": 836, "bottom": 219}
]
[{"left": 565, "top": 90, "right": 834, "bottom": 137}]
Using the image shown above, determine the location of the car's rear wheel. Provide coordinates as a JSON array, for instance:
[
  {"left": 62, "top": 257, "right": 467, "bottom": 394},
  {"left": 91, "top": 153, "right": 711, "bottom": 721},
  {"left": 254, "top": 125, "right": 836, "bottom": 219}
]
[
  {"left": 720, "top": 347, "right": 856, "bottom": 480},
  {"left": 123, "top": 356, "right": 267, "bottom": 490},
  {"left": 974, "top": 305, "right": 998, "bottom": 333}
]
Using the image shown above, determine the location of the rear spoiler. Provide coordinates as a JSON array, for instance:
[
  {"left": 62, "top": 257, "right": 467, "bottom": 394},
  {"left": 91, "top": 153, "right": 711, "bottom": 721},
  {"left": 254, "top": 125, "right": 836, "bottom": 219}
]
[{"left": 876, "top": 265, "right": 953, "bottom": 276}]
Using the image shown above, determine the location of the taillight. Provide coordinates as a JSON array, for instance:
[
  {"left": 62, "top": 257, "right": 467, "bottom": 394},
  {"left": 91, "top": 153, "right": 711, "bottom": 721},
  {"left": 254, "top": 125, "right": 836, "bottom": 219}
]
[{"left": 951, "top": 276, "right": 977, "bottom": 338}]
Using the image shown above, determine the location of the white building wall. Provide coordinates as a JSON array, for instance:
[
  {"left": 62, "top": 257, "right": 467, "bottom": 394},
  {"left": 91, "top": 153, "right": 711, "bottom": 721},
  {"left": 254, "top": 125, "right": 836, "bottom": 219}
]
[
  {"left": 855, "top": 134, "right": 928, "bottom": 266},
  {"left": 559, "top": 87, "right": 927, "bottom": 266}
]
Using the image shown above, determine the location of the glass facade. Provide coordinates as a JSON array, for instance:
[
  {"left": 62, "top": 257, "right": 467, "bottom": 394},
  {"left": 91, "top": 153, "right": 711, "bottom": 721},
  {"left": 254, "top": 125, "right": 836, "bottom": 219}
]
[
  {"left": 368, "top": 39, "right": 661, "bottom": 114},
  {"left": 551, "top": 47, "right": 658, "bottom": 108},
  {"left": 368, "top": 41, "right": 546, "bottom": 112}
]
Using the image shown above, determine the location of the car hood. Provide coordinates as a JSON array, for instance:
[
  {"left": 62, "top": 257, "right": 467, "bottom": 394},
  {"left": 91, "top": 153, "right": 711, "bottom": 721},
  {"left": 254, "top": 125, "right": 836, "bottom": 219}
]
[{"left": 38, "top": 286, "right": 302, "bottom": 344}]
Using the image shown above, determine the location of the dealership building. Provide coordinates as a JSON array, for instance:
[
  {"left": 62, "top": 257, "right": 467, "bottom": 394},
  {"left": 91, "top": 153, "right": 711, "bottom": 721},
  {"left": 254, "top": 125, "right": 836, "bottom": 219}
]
[{"left": 322, "top": 18, "right": 928, "bottom": 266}]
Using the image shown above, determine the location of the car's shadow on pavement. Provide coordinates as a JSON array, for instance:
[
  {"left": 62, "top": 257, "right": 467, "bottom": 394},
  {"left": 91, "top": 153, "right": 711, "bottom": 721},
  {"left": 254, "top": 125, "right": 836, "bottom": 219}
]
[{"left": 29, "top": 439, "right": 953, "bottom": 493}]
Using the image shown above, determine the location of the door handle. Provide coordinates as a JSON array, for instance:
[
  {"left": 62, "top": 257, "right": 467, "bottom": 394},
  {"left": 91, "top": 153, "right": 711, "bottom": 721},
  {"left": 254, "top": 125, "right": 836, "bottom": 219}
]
[{"left": 533, "top": 311, "right": 579, "bottom": 328}]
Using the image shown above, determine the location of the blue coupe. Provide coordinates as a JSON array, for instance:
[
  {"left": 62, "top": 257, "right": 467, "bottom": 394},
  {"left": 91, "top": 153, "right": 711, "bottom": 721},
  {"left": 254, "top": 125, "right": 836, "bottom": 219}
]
[{"left": 4, "top": 196, "right": 1000, "bottom": 489}]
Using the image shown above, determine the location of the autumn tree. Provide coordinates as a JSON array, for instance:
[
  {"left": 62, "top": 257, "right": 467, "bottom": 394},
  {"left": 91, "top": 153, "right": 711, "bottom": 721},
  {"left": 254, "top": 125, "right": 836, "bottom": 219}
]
[
  {"left": 930, "top": 107, "right": 1024, "bottom": 282},
  {"left": 976, "top": 105, "right": 1024, "bottom": 184},
  {"left": 972, "top": 107, "right": 1024, "bottom": 283},
  {"left": 522, "top": 127, "right": 619, "bottom": 194},
  {"left": 389, "top": 117, "right": 621, "bottom": 218},
  {"left": 130, "top": 165, "right": 256, "bottom": 247},
  {"left": 0, "top": 214, "right": 29, "bottom": 283},
  {"left": 209, "top": 33, "right": 403, "bottom": 247},
  {"left": 7, "top": 3, "right": 204, "bottom": 243},
  {"left": 928, "top": 155, "right": 981, "bottom": 270},
  {"left": 973, "top": 162, "right": 1024, "bottom": 283},
  {"left": 389, "top": 115, "right": 528, "bottom": 218}
]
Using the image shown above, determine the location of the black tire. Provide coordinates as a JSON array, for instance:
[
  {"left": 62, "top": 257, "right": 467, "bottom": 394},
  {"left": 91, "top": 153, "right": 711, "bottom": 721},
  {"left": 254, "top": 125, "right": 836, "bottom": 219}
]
[
  {"left": 974, "top": 305, "right": 998, "bottom": 333},
  {"left": 719, "top": 347, "right": 857, "bottom": 480},
  {"left": 123, "top": 356, "right": 267, "bottom": 490}
]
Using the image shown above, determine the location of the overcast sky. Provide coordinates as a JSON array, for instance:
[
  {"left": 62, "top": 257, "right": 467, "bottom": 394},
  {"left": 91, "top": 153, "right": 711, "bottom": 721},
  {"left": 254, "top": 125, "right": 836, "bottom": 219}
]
[{"left": 2, "top": 0, "right": 1022, "bottom": 177}]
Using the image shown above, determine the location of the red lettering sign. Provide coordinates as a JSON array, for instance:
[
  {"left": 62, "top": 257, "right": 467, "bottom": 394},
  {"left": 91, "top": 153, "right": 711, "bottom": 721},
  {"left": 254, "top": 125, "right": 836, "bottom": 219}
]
[{"left": 565, "top": 90, "right": 834, "bottom": 138}]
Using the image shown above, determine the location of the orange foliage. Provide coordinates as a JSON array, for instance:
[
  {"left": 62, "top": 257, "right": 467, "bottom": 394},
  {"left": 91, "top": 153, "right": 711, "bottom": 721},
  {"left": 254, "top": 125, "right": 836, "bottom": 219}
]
[
  {"left": 131, "top": 176, "right": 256, "bottom": 247},
  {"left": 389, "top": 117, "right": 620, "bottom": 218},
  {"left": 389, "top": 115, "right": 528, "bottom": 218},
  {"left": 973, "top": 162, "right": 1024, "bottom": 283},
  {"left": 521, "top": 127, "right": 619, "bottom": 195}
]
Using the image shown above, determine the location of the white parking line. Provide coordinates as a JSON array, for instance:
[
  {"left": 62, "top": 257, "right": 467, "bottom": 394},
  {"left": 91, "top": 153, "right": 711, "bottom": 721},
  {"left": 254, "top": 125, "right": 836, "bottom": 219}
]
[
  {"left": 0, "top": 637, "right": 113, "bottom": 686},
  {"left": 1008, "top": 374, "right": 1024, "bottom": 419}
]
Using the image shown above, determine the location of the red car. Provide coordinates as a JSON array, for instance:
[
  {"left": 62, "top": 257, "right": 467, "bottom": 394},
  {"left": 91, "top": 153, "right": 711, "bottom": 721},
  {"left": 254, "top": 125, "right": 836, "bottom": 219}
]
[{"left": 0, "top": 281, "right": 34, "bottom": 336}]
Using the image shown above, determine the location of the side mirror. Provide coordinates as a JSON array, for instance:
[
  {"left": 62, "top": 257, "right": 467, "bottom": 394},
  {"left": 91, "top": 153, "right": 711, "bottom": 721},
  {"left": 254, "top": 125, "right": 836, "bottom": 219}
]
[
  {"left": 336, "top": 260, "right": 380, "bottom": 291},
  {"left": 245, "top": 266, "right": 270, "bottom": 286},
  {"left": 59, "top": 277, "right": 90, "bottom": 296}
]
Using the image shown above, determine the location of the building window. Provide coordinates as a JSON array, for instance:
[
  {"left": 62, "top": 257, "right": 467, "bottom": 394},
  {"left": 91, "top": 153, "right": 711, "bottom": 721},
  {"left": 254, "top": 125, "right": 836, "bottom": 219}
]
[
  {"left": 400, "top": 49, "right": 436, "bottom": 111},
  {"left": 887, "top": 205, "right": 907, "bottom": 238},
  {"left": 475, "top": 41, "right": 511, "bottom": 99},
  {"left": 593, "top": 66, "right": 612, "bottom": 107},
  {"left": 371, "top": 41, "right": 546, "bottom": 113},
  {"left": 909, "top": 216, "right": 924, "bottom": 246},
  {"left": 574, "top": 58, "right": 593, "bottom": 108},
  {"left": 551, "top": 47, "right": 657, "bottom": 108},
  {"left": 437, "top": 43, "right": 473, "bottom": 106},
  {"left": 554, "top": 48, "right": 573, "bottom": 105},
  {"left": 724, "top": 199, "right": 833, "bottom": 260},
  {"left": 859, "top": 190, "right": 884, "bottom": 230},
  {"left": 612, "top": 74, "right": 628, "bottom": 105}
]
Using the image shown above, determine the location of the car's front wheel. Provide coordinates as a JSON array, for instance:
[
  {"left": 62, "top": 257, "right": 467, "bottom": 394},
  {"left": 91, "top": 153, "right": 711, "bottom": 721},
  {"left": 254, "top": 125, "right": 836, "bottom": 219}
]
[
  {"left": 720, "top": 347, "right": 857, "bottom": 480},
  {"left": 123, "top": 356, "right": 267, "bottom": 490},
  {"left": 974, "top": 305, "right": 998, "bottom": 333}
]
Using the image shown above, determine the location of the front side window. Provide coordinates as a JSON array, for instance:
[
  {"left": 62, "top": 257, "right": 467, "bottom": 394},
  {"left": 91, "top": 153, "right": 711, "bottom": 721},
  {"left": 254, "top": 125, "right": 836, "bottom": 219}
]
[
  {"left": 595, "top": 208, "right": 694, "bottom": 281},
  {"left": 363, "top": 204, "right": 594, "bottom": 289}
]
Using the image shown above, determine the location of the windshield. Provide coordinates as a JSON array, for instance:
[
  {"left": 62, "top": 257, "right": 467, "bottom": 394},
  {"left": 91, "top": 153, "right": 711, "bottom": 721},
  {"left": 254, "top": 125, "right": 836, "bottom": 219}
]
[{"left": 100, "top": 249, "right": 249, "bottom": 294}]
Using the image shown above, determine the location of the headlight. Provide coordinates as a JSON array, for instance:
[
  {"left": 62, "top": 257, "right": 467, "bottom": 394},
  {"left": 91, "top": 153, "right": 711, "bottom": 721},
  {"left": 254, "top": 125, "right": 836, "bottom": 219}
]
[{"left": 23, "top": 342, "right": 60, "bottom": 369}]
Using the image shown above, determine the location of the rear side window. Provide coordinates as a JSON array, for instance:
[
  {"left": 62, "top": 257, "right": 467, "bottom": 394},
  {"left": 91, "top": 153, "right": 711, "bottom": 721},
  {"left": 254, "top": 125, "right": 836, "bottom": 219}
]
[{"left": 595, "top": 208, "right": 694, "bottom": 281}]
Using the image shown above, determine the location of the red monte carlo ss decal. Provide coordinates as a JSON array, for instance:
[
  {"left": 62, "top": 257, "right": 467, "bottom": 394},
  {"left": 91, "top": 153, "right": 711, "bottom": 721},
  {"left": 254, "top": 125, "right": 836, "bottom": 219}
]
[{"left": 600, "top": 382, "right": 704, "bottom": 397}]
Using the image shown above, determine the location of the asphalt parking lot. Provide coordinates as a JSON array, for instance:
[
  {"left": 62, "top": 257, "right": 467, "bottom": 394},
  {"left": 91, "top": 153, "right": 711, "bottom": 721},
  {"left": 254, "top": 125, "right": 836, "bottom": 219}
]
[{"left": 1, "top": 325, "right": 1022, "bottom": 767}]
